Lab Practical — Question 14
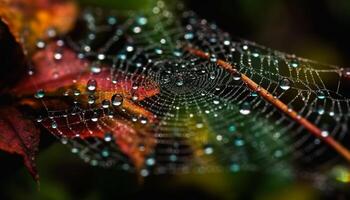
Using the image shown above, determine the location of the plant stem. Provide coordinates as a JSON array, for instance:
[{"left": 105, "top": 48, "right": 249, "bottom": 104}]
[{"left": 187, "top": 47, "right": 350, "bottom": 162}]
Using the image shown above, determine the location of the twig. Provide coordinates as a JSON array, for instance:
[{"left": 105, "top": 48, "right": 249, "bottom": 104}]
[{"left": 187, "top": 47, "right": 350, "bottom": 162}]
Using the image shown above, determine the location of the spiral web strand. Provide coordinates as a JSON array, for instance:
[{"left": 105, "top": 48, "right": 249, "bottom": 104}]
[{"left": 29, "top": 2, "right": 350, "bottom": 178}]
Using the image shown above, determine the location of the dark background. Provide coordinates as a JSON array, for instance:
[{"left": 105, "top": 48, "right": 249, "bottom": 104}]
[{"left": 1, "top": 0, "right": 350, "bottom": 199}]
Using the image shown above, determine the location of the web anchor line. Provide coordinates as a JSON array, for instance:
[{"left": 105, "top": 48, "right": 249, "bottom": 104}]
[{"left": 186, "top": 47, "right": 350, "bottom": 163}]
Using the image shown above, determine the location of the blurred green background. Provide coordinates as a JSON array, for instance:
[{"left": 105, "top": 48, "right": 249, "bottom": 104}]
[{"left": 2, "top": 0, "right": 350, "bottom": 199}]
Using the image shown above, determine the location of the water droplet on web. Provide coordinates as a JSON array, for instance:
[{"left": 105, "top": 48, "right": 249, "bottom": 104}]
[
  {"left": 169, "top": 154, "right": 177, "bottom": 162},
  {"left": 317, "top": 105, "right": 325, "bottom": 115},
  {"left": 97, "top": 53, "right": 106, "bottom": 60},
  {"left": 101, "top": 149, "right": 110, "bottom": 157},
  {"left": 210, "top": 55, "right": 217, "bottom": 62},
  {"left": 316, "top": 90, "right": 326, "bottom": 99},
  {"left": 90, "top": 64, "right": 101, "bottom": 74},
  {"left": 47, "top": 27, "right": 57, "bottom": 38},
  {"left": 104, "top": 132, "right": 113, "bottom": 142},
  {"left": 289, "top": 59, "right": 299, "bottom": 68},
  {"left": 203, "top": 144, "right": 214, "bottom": 155},
  {"left": 279, "top": 78, "right": 291, "bottom": 90},
  {"left": 341, "top": 68, "right": 350, "bottom": 78},
  {"left": 223, "top": 40, "right": 230, "bottom": 46},
  {"left": 242, "top": 45, "right": 249, "bottom": 51},
  {"left": 51, "top": 121, "right": 58, "bottom": 129},
  {"left": 36, "top": 40, "right": 46, "bottom": 49},
  {"left": 228, "top": 125, "right": 236, "bottom": 133},
  {"left": 132, "top": 95, "right": 139, "bottom": 101},
  {"left": 107, "top": 16, "right": 117, "bottom": 25},
  {"left": 230, "top": 163, "right": 240, "bottom": 172},
  {"left": 87, "top": 79, "right": 97, "bottom": 91},
  {"left": 136, "top": 16, "right": 148, "bottom": 26},
  {"left": 176, "top": 78, "right": 184, "bottom": 86},
  {"left": 234, "top": 138, "right": 245, "bottom": 147},
  {"left": 73, "top": 89, "right": 81, "bottom": 96},
  {"left": 239, "top": 102, "right": 251, "bottom": 115},
  {"left": 184, "top": 32, "right": 194, "bottom": 40},
  {"left": 155, "top": 48, "right": 163, "bottom": 54},
  {"left": 126, "top": 45, "right": 134, "bottom": 52},
  {"left": 102, "top": 100, "right": 110, "bottom": 108},
  {"left": 173, "top": 50, "right": 182, "bottom": 57},
  {"left": 213, "top": 99, "right": 220, "bottom": 105},
  {"left": 88, "top": 95, "right": 95, "bottom": 105},
  {"left": 209, "top": 72, "right": 216, "bottom": 80},
  {"left": 34, "top": 89, "right": 45, "bottom": 99},
  {"left": 133, "top": 26, "right": 142, "bottom": 33},
  {"left": 36, "top": 116, "right": 43, "bottom": 123},
  {"left": 232, "top": 72, "right": 241, "bottom": 81},
  {"left": 71, "top": 147, "right": 79, "bottom": 154},
  {"left": 140, "top": 117, "right": 148, "bottom": 124},
  {"left": 321, "top": 130, "right": 329, "bottom": 137},
  {"left": 146, "top": 157, "right": 155, "bottom": 166},
  {"left": 91, "top": 112, "right": 99, "bottom": 122},
  {"left": 112, "top": 94, "right": 123, "bottom": 106},
  {"left": 53, "top": 52, "right": 63, "bottom": 60},
  {"left": 274, "top": 150, "right": 283, "bottom": 158},
  {"left": 251, "top": 49, "right": 260, "bottom": 58}
]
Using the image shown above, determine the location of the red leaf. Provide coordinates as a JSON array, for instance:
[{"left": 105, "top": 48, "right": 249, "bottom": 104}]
[
  {"left": 14, "top": 41, "right": 159, "bottom": 170},
  {"left": 41, "top": 114, "right": 156, "bottom": 170},
  {"left": 0, "top": 19, "right": 26, "bottom": 91},
  {"left": 0, "top": 107, "right": 40, "bottom": 180},
  {"left": 12, "top": 41, "right": 89, "bottom": 94}
]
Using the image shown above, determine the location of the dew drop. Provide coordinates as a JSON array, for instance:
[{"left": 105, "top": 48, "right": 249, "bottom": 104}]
[
  {"left": 137, "top": 16, "right": 148, "bottom": 25},
  {"left": 126, "top": 45, "right": 134, "bottom": 52},
  {"left": 140, "top": 117, "right": 148, "bottom": 124},
  {"left": 184, "top": 32, "right": 194, "bottom": 40},
  {"left": 101, "top": 149, "right": 110, "bottom": 157},
  {"left": 51, "top": 121, "right": 58, "bottom": 129},
  {"left": 53, "top": 52, "right": 63, "bottom": 60},
  {"left": 228, "top": 125, "right": 236, "bottom": 133},
  {"left": 232, "top": 72, "right": 241, "bottom": 81},
  {"left": 316, "top": 90, "right": 326, "bottom": 100},
  {"left": 111, "top": 94, "right": 123, "bottom": 106},
  {"left": 146, "top": 158, "right": 155, "bottom": 166},
  {"left": 97, "top": 53, "right": 106, "bottom": 60},
  {"left": 279, "top": 78, "right": 291, "bottom": 90},
  {"left": 317, "top": 105, "right": 325, "bottom": 115},
  {"left": 203, "top": 144, "right": 214, "bottom": 155},
  {"left": 34, "top": 89, "right": 45, "bottom": 99},
  {"left": 230, "top": 163, "right": 240, "bottom": 172},
  {"left": 101, "top": 100, "right": 110, "bottom": 108},
  {"left": 234, "top": 138, "right": 245, "bottom": 147},
  {"left": 88, "top": 95, "right": 95, "bottom": 105},
  {"left": 321, "top": 130, "right": 329, "bottom": 138},
  {"left": 104, "top": 132, "right": 113, "bottom": 142},
  {"left": 107, "top": 16, "right": 117, "bottom": 25},
  {"left": 342, "top": 68, "right": 350, "bottom": 78},
  {"left": 91, "top": 112, "right": 99, "bottom": 122},
  {"left": 209, "top": 72, "right": 216, "bottom": 80},
  {"left": 90, "top": 64, "right": 101, "bottom": 74},
  {"left": 87, "top": 79, "right": 97, "bottom": 91},
  {"left": 36, "top": 40, "right": 46, "bottom": 49},
  {"left": 239, "top": 102, "right": 251, "bottom": 115},
  {"left": 176, "top": 78, "right": 184, "bottom": 86},
  {"left": 289, "top": 59, "right": 299, "bottom": 68}
]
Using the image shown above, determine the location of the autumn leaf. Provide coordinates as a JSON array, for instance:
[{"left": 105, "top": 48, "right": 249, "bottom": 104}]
[
  {"left": 14, "top": 41, "right": 159, "bottom": 171},
  {"left": 0, "top": 19, "right": 26, "bottom": 91},
  {"left": 0, "top": 0, "right": 78, "bottom": 52},
  {"left": 0, "top": 107, "right": 40, "bottom": 180}
]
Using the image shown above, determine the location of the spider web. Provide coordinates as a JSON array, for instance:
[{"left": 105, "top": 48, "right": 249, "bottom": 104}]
[{"left": 29, "top": 1, "right": 350, "bottom": 178}]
